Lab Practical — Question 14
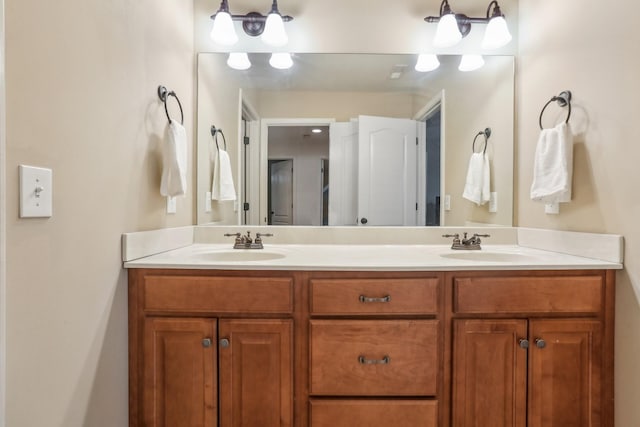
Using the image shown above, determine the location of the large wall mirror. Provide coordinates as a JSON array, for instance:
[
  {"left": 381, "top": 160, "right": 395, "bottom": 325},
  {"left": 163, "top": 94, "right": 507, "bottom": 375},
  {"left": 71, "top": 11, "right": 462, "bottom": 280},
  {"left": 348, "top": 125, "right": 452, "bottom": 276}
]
[{"left": 197, "top": 53, "right": 514, "bottom": 227}]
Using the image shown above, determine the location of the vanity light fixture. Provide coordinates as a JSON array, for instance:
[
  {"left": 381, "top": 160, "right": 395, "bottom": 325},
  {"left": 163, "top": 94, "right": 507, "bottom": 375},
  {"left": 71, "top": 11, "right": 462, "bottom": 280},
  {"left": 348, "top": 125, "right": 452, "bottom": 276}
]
[
  {"left": 210, "top": 0, "right": 293, "bottom": 47},
  {"left": 458, "top": 54, "right": 485, "bottom": 71},
  {"left": 425, "top": 0, "right": 512, "bottom": 49},
  {"left": 415, "top": 54, "right": 440, "bottom": 72},
  {"left": 269, "top": 52, "right": 294, "bottom": 69},
  {"left": 227, "top": 52, "right": 251, "bottom": 70}
]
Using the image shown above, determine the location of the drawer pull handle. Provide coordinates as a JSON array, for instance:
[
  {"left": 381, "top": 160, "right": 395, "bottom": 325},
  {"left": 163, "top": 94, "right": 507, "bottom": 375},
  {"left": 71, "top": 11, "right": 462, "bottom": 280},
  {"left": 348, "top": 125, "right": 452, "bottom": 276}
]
[
  {"left": 359, "top": 295, "right": 391, "bottom": 303},
  {"left": 358, "top": 355, "right": 391, "bottom": 365}
]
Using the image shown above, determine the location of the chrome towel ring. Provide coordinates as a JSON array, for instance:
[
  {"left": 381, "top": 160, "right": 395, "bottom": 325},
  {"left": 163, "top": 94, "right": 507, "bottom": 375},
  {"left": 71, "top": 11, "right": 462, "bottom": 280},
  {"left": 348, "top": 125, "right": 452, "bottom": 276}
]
[{"left": 472, "top": 128, "right": 491, "bottom": 154}]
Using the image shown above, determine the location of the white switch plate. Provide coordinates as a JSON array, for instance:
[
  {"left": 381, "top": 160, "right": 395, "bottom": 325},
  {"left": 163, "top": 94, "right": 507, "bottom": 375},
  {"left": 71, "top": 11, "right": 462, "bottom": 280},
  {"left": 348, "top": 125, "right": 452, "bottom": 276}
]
[
  {"left": 489, "top": 192, "right": 498, "bottom": 213},
  {"left": 205, "top": 192, "right": 212, "bottom": 213},
  {"left": 444, "top": 194, "right": 451, "bottom": 211},
  {"left": 166, "top": 196, "right": 177, "bottom": 214},
  {"left": 19, "top": 165, "right": 53, "bottom": 218},
  {"left": 545, "top": 202, "right": 560, "bottom": 215}
]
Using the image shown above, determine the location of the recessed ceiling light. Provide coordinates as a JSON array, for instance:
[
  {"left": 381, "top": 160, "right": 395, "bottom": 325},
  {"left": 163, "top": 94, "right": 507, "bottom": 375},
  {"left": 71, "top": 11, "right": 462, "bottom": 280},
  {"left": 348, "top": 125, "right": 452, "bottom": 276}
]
[{"left": 311, "top": 129, "right": 322, "bottom": 134}]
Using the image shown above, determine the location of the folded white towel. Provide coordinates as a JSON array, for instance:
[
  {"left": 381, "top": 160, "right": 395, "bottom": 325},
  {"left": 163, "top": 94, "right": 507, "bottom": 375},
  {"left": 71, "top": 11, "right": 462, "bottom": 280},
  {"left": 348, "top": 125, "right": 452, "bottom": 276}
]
[
  {"left": 530, "top": 122, "right": 573, "bottom": 203},
  {"left": 160, "top": 121, "right": 188, "bottom": 197},
  {"left": 462, "top": 152, "right": 491, "bottom": 206},
  {"left": 211, "top": 149, "right": 236, "bottom": 201}
]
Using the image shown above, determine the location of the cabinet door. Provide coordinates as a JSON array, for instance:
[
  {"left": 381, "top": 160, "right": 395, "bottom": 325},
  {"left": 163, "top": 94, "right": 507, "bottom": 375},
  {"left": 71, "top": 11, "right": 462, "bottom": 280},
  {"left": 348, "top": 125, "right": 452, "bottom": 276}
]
[
  {"left": 218, "top": 319, "right": 293, "bottom": 427},
  {"left": 452, "top": 319, "right": 528, "bottom": 427},
  {"left": 143, "top": 317, "right": 217, "bottom": 427},
  {"left": 529, "top": 320, "right": 602, "bottom": 427}
]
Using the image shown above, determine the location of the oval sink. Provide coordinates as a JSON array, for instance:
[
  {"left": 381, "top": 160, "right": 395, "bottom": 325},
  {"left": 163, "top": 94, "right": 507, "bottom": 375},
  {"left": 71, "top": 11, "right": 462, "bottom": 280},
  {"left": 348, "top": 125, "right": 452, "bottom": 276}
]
[
  {"left": 440, "top": 252, "right": 536, "bottom": 263},
  {"left": 196, "top": 250, "right": 286, "bottom": 262}
]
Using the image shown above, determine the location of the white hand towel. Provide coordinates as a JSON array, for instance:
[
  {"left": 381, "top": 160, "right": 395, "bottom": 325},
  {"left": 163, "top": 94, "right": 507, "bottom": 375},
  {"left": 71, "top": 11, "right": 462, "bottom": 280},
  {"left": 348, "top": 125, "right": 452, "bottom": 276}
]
[
  {"left": 462, "top": 152, "right": 491, "bottom": 206},
  {"left": 530, "top": 122, "right": 573, "bottom": 203},
  {"left": 160, "top": 121, "right": 188, "bottom": 197},
  {"left": 211, "top": 149, "right": 237, "bottom": 201}
]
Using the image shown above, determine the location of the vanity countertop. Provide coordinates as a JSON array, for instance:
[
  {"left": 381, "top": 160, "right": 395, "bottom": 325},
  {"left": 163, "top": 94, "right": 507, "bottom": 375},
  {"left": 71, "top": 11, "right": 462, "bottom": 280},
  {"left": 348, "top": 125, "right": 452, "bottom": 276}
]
[{"left": 123, "top": 243, "right": 623, "bottom": 271}]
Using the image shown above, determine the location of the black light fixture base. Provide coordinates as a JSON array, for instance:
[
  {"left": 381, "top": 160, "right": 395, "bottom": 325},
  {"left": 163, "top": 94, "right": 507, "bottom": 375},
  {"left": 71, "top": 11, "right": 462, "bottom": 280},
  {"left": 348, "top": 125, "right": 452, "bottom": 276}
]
[{"left": 241, "top": 12, "right": 266, "bottom": 36}]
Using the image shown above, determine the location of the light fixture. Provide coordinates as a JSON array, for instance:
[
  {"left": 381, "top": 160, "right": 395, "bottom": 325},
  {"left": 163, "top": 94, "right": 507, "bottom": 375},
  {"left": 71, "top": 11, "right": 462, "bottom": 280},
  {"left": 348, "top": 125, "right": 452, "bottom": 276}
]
[
  {"left": 210, "top": 0, "right": 293, "bottom": 47},
  {"left": 482, "top": 1, "right": 512, "bottom": 49},
  {"left": 415, "top": 54, "right": 440, "bottom": 72},
  {"left": 227, "top": 52, "right": 251, "bottom": 70},
  {"left": 210, "top": 0, "right": 238, "bottom": 46},
  {"left": 425, "top": 0, "right": 511, "bottom": 49},
  {"left": 458, "top": 54, "right": 485, "bottom": 72},
  {"left": 269, "top": 52, "right": 293, "bottom": 69}
]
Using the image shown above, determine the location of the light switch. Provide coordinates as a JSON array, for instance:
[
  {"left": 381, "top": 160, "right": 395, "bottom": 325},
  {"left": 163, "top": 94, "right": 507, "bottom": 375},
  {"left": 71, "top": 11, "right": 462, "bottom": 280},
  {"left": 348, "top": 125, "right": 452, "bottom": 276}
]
[
  {"left": 19, "top": 165, "right": 53, "bottom": 218},
  {"left": 489, "top": 192, "right": 498, "bottom": 213},
  {"left": 545, "top": 202, "right": 560, "bottom": 215},
  {"left": 166, "top": 196, "right": 177, "bottom": 214},
  {"left": 205, "top": 192, "right": 212, "bottom": 213},
  {"left": 444, "top": 194, "right": 451, "bottom": 211}
]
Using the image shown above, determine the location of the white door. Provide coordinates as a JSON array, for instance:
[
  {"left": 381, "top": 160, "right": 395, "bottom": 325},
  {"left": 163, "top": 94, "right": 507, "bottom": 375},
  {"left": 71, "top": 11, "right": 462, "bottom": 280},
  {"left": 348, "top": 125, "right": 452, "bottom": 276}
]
[
  {"left": 329, "top": 122, "right": 358, "bottom": 225},
  {"left": 358, "top": 115, "right": 418, "bottom": 226},
  {"left": 269, "top": 160, "right": 293, "bottom": 225}
]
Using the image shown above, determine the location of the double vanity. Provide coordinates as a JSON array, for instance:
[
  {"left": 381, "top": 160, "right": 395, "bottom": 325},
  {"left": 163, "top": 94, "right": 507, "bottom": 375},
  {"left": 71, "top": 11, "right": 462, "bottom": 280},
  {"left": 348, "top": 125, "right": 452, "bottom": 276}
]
[{"left": 123, "top": 226, "right": 622, "bottom": 427}]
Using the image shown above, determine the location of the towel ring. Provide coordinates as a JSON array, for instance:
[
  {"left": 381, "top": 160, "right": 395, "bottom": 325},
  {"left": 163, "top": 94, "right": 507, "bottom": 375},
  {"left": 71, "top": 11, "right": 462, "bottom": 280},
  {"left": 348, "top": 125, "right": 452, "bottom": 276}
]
[
  {"left": 211, "top": 125, "right": 227, "bottom": 151},
  {"left": 539, "top": 90, "right": 572, "bottom": 130},
  {"left": 472, "top": 128, "right": 491, "bottom": 154},
  {"left": 157, "top": 85, "right": 184, "bottom": 125}
]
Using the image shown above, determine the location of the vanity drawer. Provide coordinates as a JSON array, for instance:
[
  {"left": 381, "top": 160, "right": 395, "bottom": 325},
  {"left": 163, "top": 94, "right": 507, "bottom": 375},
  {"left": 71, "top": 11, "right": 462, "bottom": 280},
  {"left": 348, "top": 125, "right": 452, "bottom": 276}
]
[
  {"left": 310, "top": 278, "right": 439, "bottom": 315},
  {"left": 309, "top": 320, "right": 439, "bottom": 396},
  {"left": 310, "top": 399, "right": 438, "bottom": 427},
  {"left": 454, "top": 275, "right": 603, "bottom": 314},
  {"left": 143, "top": 275, "right": 293, "bottom": 314}
]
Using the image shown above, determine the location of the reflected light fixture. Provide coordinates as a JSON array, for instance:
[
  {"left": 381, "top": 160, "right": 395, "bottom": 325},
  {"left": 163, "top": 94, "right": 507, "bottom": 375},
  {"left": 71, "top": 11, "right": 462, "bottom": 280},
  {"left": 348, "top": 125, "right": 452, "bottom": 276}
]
[
  {"left": 269, "top": 52, "right": 294, "bottom": 69},
  {"left": 210, "top": 0, "right": 293, "bottom": 47},
  {"left": 227, "top": 52, "right": 251, "bottom": 70},
  {"left": 458, "top": 54, "right": 485, "bottom": 72},
  {"left": 415, "top": 54, "right": 440, "bottom": 72},
  {"left": 425, "top": 0, "right": 511, "bottom": 49}
]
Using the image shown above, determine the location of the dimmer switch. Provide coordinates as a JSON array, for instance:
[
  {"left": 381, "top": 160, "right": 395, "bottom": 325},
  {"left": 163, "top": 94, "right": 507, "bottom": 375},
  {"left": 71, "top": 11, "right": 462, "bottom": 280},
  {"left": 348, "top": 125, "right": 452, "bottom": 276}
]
[{"left": 19, "top": 165, "right": 53, "bottom": 218}]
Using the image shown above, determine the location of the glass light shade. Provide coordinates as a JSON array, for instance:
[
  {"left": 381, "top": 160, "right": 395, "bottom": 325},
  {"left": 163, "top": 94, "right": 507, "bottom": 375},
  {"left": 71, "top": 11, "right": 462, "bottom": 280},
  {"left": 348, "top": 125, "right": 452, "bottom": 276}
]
[
  {"left": 210, "top": 11, "right": 238, "bottom": 46},
  {"left": 433, "top": 13, "right": 462, "bottom": 48},
  {"left": 458, "top": 54, "right": 485, "bottom": 72},
  {"left": 261, "top": 13, "right": 288, "bottom": 47},
  {"left": 227, "top": 52, "right": 251, "bottom": 70},
  {"left": 269, "top": 52, "right": 293, "bottom": 69},
  {"left": 415, "top": 54, "right": 440, "bottom": 72},
  {"left": 482, "top": 16, "right": 512, "bottom": 49}
]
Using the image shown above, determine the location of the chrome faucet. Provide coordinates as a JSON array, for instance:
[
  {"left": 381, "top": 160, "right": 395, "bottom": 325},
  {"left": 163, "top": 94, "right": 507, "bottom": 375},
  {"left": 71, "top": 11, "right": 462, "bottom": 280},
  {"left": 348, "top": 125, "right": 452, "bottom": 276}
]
[
  {"left": 224, "top": 231, "right": 273, "bottom": 249},
  {"left": 442, "top": 232, "right": 490, "bottom": 250}
]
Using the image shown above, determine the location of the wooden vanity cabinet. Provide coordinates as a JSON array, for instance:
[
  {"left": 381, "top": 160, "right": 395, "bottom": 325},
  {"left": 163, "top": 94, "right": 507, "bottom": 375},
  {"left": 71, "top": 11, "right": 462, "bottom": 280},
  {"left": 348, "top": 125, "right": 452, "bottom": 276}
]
[
  {"left": 129, "top": 269, "right": 295, "bottom": 427},
  {"left": 449, "top": 271, "right": 614, "bottom": 427}
]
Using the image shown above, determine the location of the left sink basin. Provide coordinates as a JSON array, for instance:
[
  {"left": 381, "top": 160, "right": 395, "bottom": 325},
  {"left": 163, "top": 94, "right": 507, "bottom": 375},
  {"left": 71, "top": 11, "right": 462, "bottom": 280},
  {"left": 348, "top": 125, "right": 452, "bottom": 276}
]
[{"left": 195, "top": 250, "right": 286, "bottom": 262}]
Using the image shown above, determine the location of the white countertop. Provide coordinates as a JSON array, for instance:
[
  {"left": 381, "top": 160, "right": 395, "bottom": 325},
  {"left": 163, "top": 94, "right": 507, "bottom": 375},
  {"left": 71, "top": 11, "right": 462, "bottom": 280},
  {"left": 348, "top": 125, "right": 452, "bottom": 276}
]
[{"left": 123, "top": 243, "right": 623, "bottom": 271}]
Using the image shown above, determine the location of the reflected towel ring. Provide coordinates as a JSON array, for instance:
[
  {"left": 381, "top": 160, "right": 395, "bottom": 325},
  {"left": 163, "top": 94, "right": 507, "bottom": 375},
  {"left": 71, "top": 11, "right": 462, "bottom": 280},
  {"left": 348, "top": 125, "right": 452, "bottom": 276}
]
[
  {"left": 157, "top": 85, "right": 184, "bottom": 125},
  {"left": 211, "top": 125, "right": 227, "bottom": 151},
  {"left": 539, "top": 90, "right": 572, "bottom": 130},
  {"left": 472, "top": 128, "right": 491, "bottom": 154}
]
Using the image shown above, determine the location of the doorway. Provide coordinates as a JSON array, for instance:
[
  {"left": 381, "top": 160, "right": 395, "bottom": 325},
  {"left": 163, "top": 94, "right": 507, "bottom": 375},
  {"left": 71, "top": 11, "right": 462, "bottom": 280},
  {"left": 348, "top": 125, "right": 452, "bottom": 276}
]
[{"left": 267, "top": 159, "right": 294, "bottom": 225}]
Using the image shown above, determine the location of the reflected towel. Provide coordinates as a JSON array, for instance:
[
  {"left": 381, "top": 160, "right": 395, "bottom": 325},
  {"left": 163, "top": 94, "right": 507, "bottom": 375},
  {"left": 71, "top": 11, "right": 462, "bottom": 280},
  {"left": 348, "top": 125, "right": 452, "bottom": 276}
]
[
  {"left": 530, "top": 122, "right": 573, "bottom": 203},
  {"left": 462, "top": 152, "right": 491, "bottom": 206},
  {"left": 160, "top": 121, "right": 188, "bottom": 197},
  {"left": 212, "top": 149, "right": 236, "bottom": 201}
]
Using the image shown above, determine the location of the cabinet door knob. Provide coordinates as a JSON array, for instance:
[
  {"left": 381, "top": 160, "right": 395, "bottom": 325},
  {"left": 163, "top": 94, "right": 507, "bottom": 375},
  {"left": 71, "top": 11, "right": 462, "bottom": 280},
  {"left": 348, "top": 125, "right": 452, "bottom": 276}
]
[
  {"left": 518, "top": 339, "right": 529, "bottom": 349},
  {"left": 220, "top": 338, "right": 230, "bottom": 348},
  {"left": 202, "top": 338, "right": 212, "bottom": 348},
  {"left": 535, "top": 338, "right": 546, "bottom": 349}
]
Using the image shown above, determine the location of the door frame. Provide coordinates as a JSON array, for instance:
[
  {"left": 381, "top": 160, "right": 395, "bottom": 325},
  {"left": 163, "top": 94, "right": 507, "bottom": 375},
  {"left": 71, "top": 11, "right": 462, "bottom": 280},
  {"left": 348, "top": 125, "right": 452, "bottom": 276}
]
[
  {"left": 0, "top": 1, "right": 7, "bottom": 425},
  {"left": 414, "top": 90, "right": 446, "bottom": 226},
  {"left": 259, "top": 118, "right": 335, "bottom": 225},
  {"left": 240, "top": 93, "right": 260, "bottom": 226}
]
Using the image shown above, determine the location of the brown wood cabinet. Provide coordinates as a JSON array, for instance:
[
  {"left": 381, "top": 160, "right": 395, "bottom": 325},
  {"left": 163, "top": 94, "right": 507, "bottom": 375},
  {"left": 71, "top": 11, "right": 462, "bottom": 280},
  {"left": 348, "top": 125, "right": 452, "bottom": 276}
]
[
  {"left": 450, "top": 271, "right": 614, "bottom": 427},
  {"left": 129, "top": 268, "right": 615, "bottom": 427}
]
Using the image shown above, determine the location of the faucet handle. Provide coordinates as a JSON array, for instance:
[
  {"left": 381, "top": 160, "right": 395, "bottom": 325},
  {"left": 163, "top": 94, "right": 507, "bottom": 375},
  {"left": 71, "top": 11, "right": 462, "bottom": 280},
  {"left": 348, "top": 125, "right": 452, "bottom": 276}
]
[
  {"left": 474, "top": 233, "right": 491, "bottom": 238},
  {"left": 255, "top": 232, "right": 273, "bottom": 241},
  {"left": 442, "top": 233, "right": 460, "bottom": 239},
  {"left": 224, "top": 232, "right": 241, "bottom": 237}
]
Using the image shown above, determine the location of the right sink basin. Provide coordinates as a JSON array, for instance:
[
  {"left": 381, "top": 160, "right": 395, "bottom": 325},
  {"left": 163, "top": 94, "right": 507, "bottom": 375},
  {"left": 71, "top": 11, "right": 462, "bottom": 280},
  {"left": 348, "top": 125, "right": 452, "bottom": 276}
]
[{"left": 439, "top": 251, "right": 538, "bottom": 263}]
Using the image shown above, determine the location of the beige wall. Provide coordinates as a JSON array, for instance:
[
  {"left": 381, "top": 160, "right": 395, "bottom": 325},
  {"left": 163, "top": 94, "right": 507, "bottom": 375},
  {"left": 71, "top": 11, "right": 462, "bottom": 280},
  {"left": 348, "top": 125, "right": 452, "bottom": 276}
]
[
  {"left": 5, "top": 0, "right": 195, "bottom": 425},
  {"left": 517, "top": 1, "right": 640, "bottom": 425}
]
